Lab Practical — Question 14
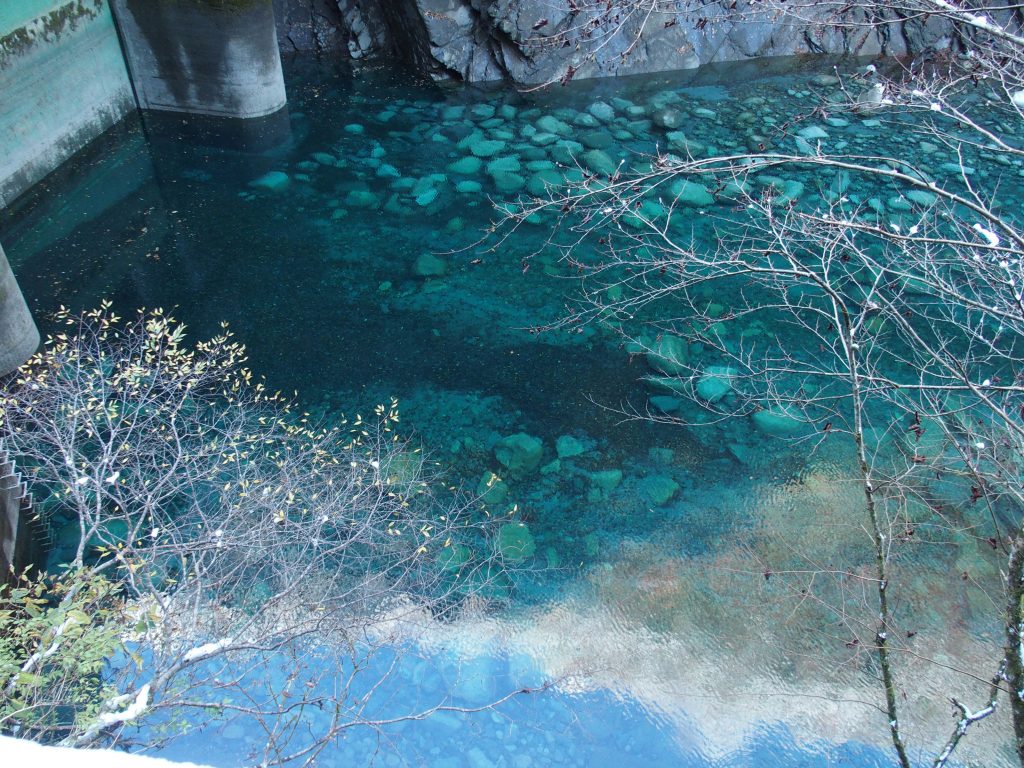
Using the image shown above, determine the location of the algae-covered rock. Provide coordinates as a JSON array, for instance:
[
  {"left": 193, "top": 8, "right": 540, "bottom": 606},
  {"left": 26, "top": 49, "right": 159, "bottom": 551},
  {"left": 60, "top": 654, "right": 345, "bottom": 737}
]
[
  {"left": 536, "top": 115, "right": 572, "bottom": 136},
  {"left": 646, "top": 335, "right": 689, "bottom": 375},
  {"left": 555, "top": 435, "right": 587, "bottom": 459},
  {"left": 649, "top": 395, "right": 682, "bottom": 413},
  {"left": 415, "top": 187, "right": 439, "bottom": 207},
  {"left": 590, "top": 469, "right": 623, "bottom": 492},
  {"left": 438, "top": 543, "right": 473, "bottom": 572},
  {"left": 476, "top": 470, "right": 508, "bottom": 505},
  {"left": 579, "top": 130, "right": 614, "bottom": 150},
  {"left": 448, "top": 156, "right": 483, "bottom": 174},
  {"left": 588, "top": 101, "right": 616, "bottom": 122},
  {"left": 583, "top": 149, "right": 618, "bottom": 176},
  {"left": 752, "top": 406, "right": 805, "bottom": 437},
  {"left": 550, "top": 140, "right": 584, "bottom": 165},
  {"left": 470, "top": 139, "right": 507, "bottom": 158},
  {"left": 413, "top": 253, "right": 447, "bottom": 277},
  {"left": 527, "top": 169, "right": 565, "bottom": 197},
  {"left": 639, "top": 475, "right": 679, "bottom": 506},
  {"left": 249, "top": 171, "right": 290, "bottom": 192},
  {"left": 652, "top": 107, "right": 684, "bottom": 129},
  {"left": 696, "top": 366, "right": 737, "bottom": 403},
  {"left": 495, "top": 433, "right": 544, "bottom": 474},
  {"left": 485, "top": 155, "right": 521, "bottom": 175},
  {"left": 498, "top": 522, "right": 536, "bottom": 562},
  {"left": 670, "top": 179, "right": 715, "bottom": 207},
  {"left": 490, "top": 171, "right": 526, "bottom": 193}
]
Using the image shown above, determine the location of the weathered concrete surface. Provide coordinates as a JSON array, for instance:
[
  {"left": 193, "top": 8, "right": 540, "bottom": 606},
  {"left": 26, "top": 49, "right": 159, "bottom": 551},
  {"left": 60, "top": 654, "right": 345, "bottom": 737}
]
[
  {"left": 111, "top": 0, "right": 287, "bottom": 118},
  {"left": 0, "top": 0, "right": 135, "bottom": 207},
  {"left": 0, "top": 243, "right": 39, "bottom": 377}
]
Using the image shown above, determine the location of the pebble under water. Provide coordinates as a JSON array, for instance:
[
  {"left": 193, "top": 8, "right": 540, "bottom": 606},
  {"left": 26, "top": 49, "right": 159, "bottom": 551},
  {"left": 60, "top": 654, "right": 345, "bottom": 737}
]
[{"left": 1, "top": 55, "right": 1017, "bottom": 766}]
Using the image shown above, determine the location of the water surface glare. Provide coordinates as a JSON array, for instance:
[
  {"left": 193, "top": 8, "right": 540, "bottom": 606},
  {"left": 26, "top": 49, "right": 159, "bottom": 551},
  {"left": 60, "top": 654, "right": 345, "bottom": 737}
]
[{"left": 1, "top": 55, "right": 1014, "bottom": 766}]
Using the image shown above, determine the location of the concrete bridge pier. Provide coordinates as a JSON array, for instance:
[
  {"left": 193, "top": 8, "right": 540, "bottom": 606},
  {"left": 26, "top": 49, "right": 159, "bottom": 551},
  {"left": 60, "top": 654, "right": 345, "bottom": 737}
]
[
  {"left": 0, "top": 244, "right": 39, "bottom": 377},
  {"left": 109, "top": 0, "right": 288, "bottom": 120}
]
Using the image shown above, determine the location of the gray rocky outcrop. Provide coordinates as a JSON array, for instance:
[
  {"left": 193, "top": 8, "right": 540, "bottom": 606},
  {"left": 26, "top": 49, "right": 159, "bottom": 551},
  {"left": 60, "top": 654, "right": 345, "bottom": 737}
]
[{"left": 273, "top": 0, "right": 966, "bottom": 83}]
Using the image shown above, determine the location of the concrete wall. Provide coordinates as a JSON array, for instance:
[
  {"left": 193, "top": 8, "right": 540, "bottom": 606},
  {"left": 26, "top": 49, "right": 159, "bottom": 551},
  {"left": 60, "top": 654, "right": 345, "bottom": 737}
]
[
  {"left": 110, "top": 0, "right": 287, "bottom": 119},
  {"left": 0, "top": 243, "right": 39, "bottom": 376},
  {"left": 0, "top": 0, "right": 136, "bottom": 207}
]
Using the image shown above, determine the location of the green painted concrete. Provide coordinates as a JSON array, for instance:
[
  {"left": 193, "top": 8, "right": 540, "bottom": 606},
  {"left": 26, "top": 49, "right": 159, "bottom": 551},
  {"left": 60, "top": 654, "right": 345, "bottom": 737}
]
[{"left": 0, "top": 0, "right": 134, "bottom": 207}]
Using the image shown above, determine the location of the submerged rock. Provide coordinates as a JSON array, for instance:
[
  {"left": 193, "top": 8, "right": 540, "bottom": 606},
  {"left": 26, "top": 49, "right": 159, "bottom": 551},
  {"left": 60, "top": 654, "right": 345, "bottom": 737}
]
[
  {"left": 590, "top": 469, "right": 623, "bottom": 492},
  {"left": 344, "top": 189, "right": 380, "bottom": 209},
  {"left": 476, "top": 470, "right": 508, "bottom": 505},
  {"left": 646, "top": 334, "right": 689, "bottom": 375},
  {"left": 588, "top": 101, "right": 616, "bottom": 122},
  {"left": 751, "top": 406, "right": 805, "bottom": 437},
  {"left": 670, "top": 179, "right": 715, "bottom": 207},
  {"left": 413, "top": 253, "right": 447, "bottom": 277},
  {"left": 249, "top": 171, "right": 290, "bottom": 192},
  {"left": 582, "top": 149, "right": 618, "bottom": 176},
  {"left": 470, "top": 139, "right": 507, "bottom": 158},
  {"left": 536, "top": 115, "right": 572, "bottom": 136},
  {"left": 652, "top": 107, "right": 684, "bottom": 129},
  {"left": 494, "top": 433, "right": 544, "bottom": 474},
  {"left": 696, "top": 366, "right": 737, "bottom": 403},
  {"left": 555, "top": 435, "right": 587, "bottom": 458},
  {"left": 498, "top": 522, "right": 536, "bottom": 562},
  {"left": 551, "top": 140, "right": 584, "bottom": 165},
  {"left": 639, "top": 474, "right": 680, "bottom": 506},
  {"left": 448, "top": 156, "right": 483, "bottom": 174}
]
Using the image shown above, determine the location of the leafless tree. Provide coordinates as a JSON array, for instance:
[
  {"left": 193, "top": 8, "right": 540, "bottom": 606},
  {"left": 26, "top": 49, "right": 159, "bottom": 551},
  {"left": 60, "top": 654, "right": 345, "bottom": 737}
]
[
  {"left": 0, "top": 304, "right": 535, "bottom": 763},
  {"left": 493, "top": 2, "right": 1024, "bottom": 765}
]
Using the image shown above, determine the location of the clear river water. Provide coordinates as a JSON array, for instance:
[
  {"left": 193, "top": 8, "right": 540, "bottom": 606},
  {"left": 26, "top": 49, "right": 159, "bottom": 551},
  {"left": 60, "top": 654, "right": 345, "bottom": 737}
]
[{"left": 0, "top": 55, "right": 1015, "bottom": 767}]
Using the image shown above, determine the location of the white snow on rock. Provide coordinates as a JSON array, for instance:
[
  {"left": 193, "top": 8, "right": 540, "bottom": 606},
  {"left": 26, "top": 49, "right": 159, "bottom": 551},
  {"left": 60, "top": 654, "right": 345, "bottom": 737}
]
[{"left": 0, "top": 735, "right": 212, "bottom": 768}]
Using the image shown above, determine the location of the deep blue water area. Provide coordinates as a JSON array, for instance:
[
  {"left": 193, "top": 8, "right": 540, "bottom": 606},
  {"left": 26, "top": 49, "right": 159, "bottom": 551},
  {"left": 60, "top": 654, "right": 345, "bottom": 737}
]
[{"left": 2, "top": 55, "right": 1015, "bottom": 766}]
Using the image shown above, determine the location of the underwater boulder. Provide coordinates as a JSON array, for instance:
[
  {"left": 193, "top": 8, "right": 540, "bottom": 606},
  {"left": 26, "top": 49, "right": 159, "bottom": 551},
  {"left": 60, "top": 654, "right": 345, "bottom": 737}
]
[
  {"left": 751, "top": 406, "right": 806, "bottom": 437},
  {"left": 498, "top": 522, "right": 536, "bottom": 562},
  {"left": 797, "top": 125, "right": 829, "bottom": 141},
  {"left": 579, "top": 131, "right": 614, "bottom": 150},
  {"left": 588, "top": 101, "right": 616, "bottom": 122},
  {"left": 550, "top": 140, "right": 584, "bottom": 165},
  {"left": 573, "top": 113, "right": 600, "bottom": 128},
  {"left": 476, "top": 470, "right": 508, "bottom": 505},
  {"left": 343, "top": 188, "right": 380, "bottom": 209},
  {"left": 590, "top": 469, "right": 623, "bottom": 492},
  {"left": 696, "top": 366, "right": 737, "bottom": 404},
  {"left": 413, "top": 253, "right": 447, "bottom": 277},
  {"left": 535, "top": 115, "right": 572, "bottom": 136},
  {"left": 470, "top": 138, "right": 507, "bottom": 158},
  {"left": 494, "top": 433, "right": 544, "bottom": 474},
  {"left": 448, "top": 156, "right": 483, "bottom": 174},
  {"left": 646, "top": 334, "right": 689, "bottom": 375},
  {"left": 670, "top": 179, "right": 715, "bottom": 207},
  {"left": 639, "top": 475, "right": 680, "bottom": 506},
  {"left": 527, "top": 169, "right": 565, "bottom": 197},
  {"left": 248, "top": 171, "right": 290, "bottom": 192},
  {"left": 652, "top": 107, "right": 684, "bottom": 129},
  {"left": 582, "top": 149, "right": 618, "bottom": 177},
  {"left": 490, "top": 171, "right": 526, "bottom": 193},
  {"left": 555, "top": 435, "right": 587, "bottom": 459},
  {"left": 485, "top": 156, "right": 522, "bottom": 174}
]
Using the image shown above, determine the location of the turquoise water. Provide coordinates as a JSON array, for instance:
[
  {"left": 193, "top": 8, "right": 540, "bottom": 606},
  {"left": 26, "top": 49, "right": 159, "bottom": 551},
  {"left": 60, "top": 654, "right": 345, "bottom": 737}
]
[{"left": 1, "top": 56, "right": 1014, "bottom": 766}]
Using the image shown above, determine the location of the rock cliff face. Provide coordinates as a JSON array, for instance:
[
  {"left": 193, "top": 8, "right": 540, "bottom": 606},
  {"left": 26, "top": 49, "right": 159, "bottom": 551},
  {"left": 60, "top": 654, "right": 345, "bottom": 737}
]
[{"left": 273, "top": 0, "right": 955, "bottom": 83}]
